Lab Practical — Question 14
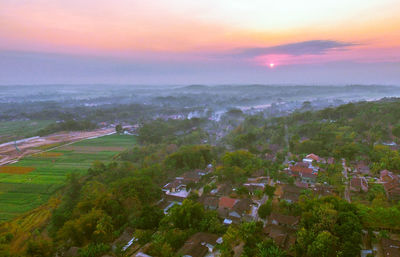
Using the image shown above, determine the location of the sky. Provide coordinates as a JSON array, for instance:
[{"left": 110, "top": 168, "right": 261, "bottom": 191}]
[{"left": 1, "top": 0, "right": 400, "bottom": 85}]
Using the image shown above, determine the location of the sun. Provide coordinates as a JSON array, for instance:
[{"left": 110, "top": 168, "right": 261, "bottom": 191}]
[{"left": 269, "top": 63, "right": 275, "bottom": 68}]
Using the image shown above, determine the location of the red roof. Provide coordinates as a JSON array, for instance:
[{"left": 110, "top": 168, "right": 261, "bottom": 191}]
[
  {"left": 306, "top": 153, "right": 320, "bottom": 161},
  {"left": 301, "top": 172, "right": 317, "bottom": 178},
  {"left": 290, "top": 166, "right": 313, "bottom": 174},
  {"left": 219, "top": 196, "right": 237, "bottom": 209}
]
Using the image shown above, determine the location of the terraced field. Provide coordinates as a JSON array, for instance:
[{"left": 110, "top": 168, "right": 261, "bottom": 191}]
[{"left": 0, "top": 134, "right": 136, "bottom": 221}]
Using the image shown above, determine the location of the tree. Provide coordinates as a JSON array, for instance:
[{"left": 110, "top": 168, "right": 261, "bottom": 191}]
[
  {"left": 307, "top": 231, "right": 338, "bottom": 257},
  {"left": 257, "top": 239, "right": 286, "bottom": 257},
  {"left": 163, "top": 199, "right": 205, "bottom": 230},
  {"left": 237, "top": 186, "right": 249, "bottom": 196},
  {"left": 222, "top": 150, "right": 259, "bottom": 172},
  {"left": 296, "top": 197, "right": 362, "bottom": 257},
  {"left": 146, "top": 233, "right": 174, "bottom": 257},
  {"left": 393, "top": 125, "right": 400, "bottom": 138},
  {"left": 135, "top": 206, "right": 164, "bottom": 229},
  {"left": 264, "top": 185, "right": 276, "bottom": 198},
  {"left": 164, "top": 145, "right": 212, "bottom": 170},
  {"left": 367, "top": 184, "right": 386, "bottom": 202},
  {"left": 258, "top": 200, "right": 272, "bottom": 219},
  {"left": 115, "top": 124, "right": 123, "bottom": 134}
]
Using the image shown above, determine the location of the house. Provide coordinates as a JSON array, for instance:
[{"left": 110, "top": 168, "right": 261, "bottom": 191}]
[
  {"left": 288, "top": 164, "right": 318, "bottom": 183},
  {"left": 219, "top": 196, "right": 237, "bottom": 209},
  {"left": 163, "top": 170, "right": 205, "bottom": 192},
  {"left": 383, "top": 180, "right": 400, "bottom": 201},
  {"left": 263, "top": 224, "right": 297, "bottom": 254},
  {"left": 215, "top": 184, "right": 232, "bottom": 196},
  {"left": 163, "top": 179, "right": 191, "bottom": 200},
  {"left": 181, "top": 170, "right": 204, "bottom": 184},
  {"left": 243, "top": 183, "right": 265, "bottom": 194},
  {"left": 163, "top": 179, "right": 186, "bottom": 193},
  {"left": 268, "top": 212, "right": 300, "bottom": 228},
  {"left": 289, "top": 165, "right": 313, "bottom": 173},
  {"left": 292, "top": 162, "right": 311, "bottom": 169},
  {"left": 381, "top": 238, "right": 400, "bottom": 257},
  {"left": 312, "top": 185, "right": 336, "bottom": 198},
  {"left": 247, "top": 176, "right": 268, "bottom": 184},
  {"left": 218, "top": 197, "right": 253, "bottom": 223},
  {"left": 379, "top": 170, "right": 400, "bottom": 201},
  {"left": 355, "top": 162, "right": 370, "bottom": 175},
  {"left": 230, "top": 198, "right": 253, "bottom": 222},
  {"left": 281, "top": 185, "right": 302, "bottom": 203},
  {"left": 380, "top": 170, "right": 397, "bottom": 182},
  {"left": 300, "top": 172, "right": 317, "bottom": 184},
  {"left": 349, "top": 177, "right": 369, "bottom": 192},
  {"left": 162, "top": 170, "right": 206, "bottom": 200},
  {"left": 305, "top": 153, "right": 320, "bottom": 162},
  {"left": 199, "top": 196, "right": 219, "bottom": 210},
  {"left": 178, "top": 232, "right": 221, "bottom": 257},
  {"left": 295, "top": 181, "right": 308, "bottom": 189}
]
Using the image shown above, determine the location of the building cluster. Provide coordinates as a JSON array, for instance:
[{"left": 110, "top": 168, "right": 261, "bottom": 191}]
[{"left": 125, "top": 151, "right": 400, "bottom": 257}]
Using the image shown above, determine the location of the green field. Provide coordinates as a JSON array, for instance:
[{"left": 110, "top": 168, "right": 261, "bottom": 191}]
[
  {"left": 0, "top": 120, "right": 54, "bottom": 144},
  {"left": 0, "top": 134, "right": 136, "bottom": 221}
]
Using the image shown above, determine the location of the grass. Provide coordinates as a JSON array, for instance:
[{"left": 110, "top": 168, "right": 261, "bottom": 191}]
[{"left": 0, "top": 134, "right": 136, "bottom": 221}]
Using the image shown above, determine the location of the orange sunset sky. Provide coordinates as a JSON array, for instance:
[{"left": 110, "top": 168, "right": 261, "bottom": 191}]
[{"left": 1, "top": 0, "right": 399, "bottom": 84}]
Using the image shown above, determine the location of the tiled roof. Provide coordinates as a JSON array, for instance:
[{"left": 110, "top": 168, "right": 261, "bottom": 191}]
[
  {"left": 200, "top": 196, "right": 219, "bottom": 208},
  {"left": 163, "top": 179, "right": 184, "bottom": 189},
  {"left": 269, "top": 212, "right": 300, "bottom": 227},
  {"left": 219, "top": 196, "right": 237, "bottom": 209},
  {"left": 232, "top": 198, "right": 253, "bottom": 214},
  {"left": 263, "top": 224, "right": 297, "bottom": 251},
  {"left": 290, "top": 165, "right": 313, "bottom": 174},
  {"left": 179, "top": 232, "right": 219, "bottom": 257},
  {"left": 306, "top": 153, "right": 320, "bottom": 161}
]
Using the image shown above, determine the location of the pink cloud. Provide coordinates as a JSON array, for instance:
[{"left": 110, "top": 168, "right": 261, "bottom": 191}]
[{"left": 253, "top": 46, "right": 400, "bottom": 67}]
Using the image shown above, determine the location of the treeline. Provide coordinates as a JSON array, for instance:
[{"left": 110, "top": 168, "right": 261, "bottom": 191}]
[
  {"left": 227, "top": 99, "right": 400, "bottom": 172},
  {"left": 225, "top": 115, "right": 286, "bottom": 153},
  {"left": 137, "top": 118, "right": 208, "bottom": 145},
  {"left": 288, "top": 99, "right": 400, "bottom": 157},
  {"left": 37, "top": 120, "right": 98, "bottom": 136}
]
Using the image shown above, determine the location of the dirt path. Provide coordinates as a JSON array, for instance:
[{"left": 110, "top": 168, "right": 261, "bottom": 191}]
[{"left": 0, "top": 128, "right": 115, "bottom": 166}]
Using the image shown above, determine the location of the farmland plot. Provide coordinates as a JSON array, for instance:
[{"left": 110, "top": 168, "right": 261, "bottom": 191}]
[{"left": 0, "top": 134, "right": 136, "bottom": 221}]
